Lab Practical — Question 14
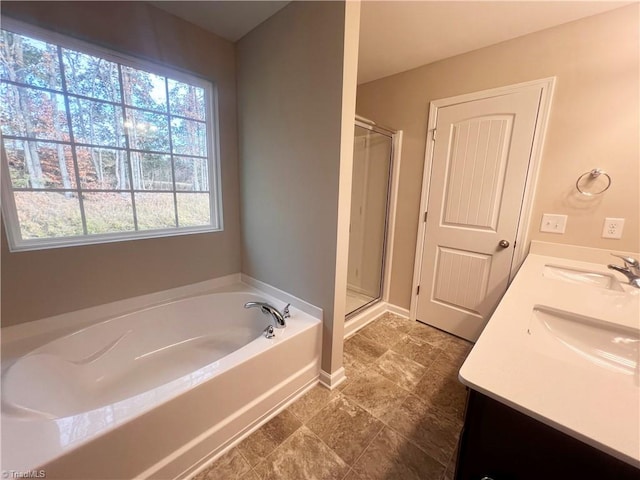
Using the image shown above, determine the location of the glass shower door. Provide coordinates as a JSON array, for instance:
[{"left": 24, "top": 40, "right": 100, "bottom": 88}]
[{"left": 346, "top": 124, "right": 393, "bottom": 316}]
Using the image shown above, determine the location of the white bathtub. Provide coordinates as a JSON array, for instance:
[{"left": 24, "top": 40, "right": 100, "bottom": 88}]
[{"left": 1, "top": 279, "right": 322, "bottom": 479}]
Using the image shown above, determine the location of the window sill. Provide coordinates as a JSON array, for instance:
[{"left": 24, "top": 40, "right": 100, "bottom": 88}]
[{"left": 5, "top": 224, "right": 222, "bottom": 253}]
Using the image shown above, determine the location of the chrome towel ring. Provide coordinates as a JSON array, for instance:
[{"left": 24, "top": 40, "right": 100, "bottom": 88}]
[{"left": 576, "top": 168, "right": 611, "bottom": 196}]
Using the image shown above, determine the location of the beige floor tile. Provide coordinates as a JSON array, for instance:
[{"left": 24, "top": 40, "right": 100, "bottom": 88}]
[
  {"left": 413, "top": 369, "right": 468, "bottom": 421},
  {"left": 219, "top": 312, "right": 467, "bottom": 480},
  {"left": 385, "top": 394, "right": 461, "bottom": 464},
  {"left": 442, "top": 447, "right": 459, "bottom": 480},
  {"left": 336, "top": 368, "right": 362, "bottom": 392},
  {"left": 239, "top": 469, "right": 261, "bottom": 480},
  {"left": 307, "top": 394, "right": 384, "bottom": 465},
  {"left": 341, "top": 370, "right": 409, "bottom": 421},
  {"left": 342, "top": 468, "right": 365, "bottom": 480},
  {"left": 288, "top": 384, "right": 336, "bottom": 423},
  {"left": 237, "top": 410, "right": 302, "bottom": 466},
  {"left": 372, "top": 349, "right": 427, "bottom": 391},
  {"left": 352, "top": 426, "right": 445, "bottom": 480},
  {"left": 254, "top": 426, "right": 349, "bottom": 480},
  {"left": 383, "top": 312, "right": 416, "bottom": 328},
  {"left": 428, "top": 350, "right": 466, "bottom": 380},
  {"left": 237, "top": 429, "right": 275, "bottom": 467},
  {"left": 390, "top": 335, "right": 441, "bottom": 368},
  {"left": 438, "top": 340, "right": 472, "bottom": 370},
  {"left": 358, "top": 318, "right": 408, "bottom": 349},
  {"left": 343, "top": 350, "right": 368, "bottom": 377},
  {"left": 441, "top": 335, "right": 473, "bottom": 356},
  {"left": 343, "top": 334, "right": 388, "bottom": 364},
  {"left": 405, "top": 322, "right": 451, "bottom": 348},
  {"left": 382, "top": 315, "right": 424, "bottom": 334},
  {"left": 193, "top": 448, "right": 250, "bottom": 480},
  {"left": 260, "top": 409, "right": 302, "bottom": 443}
]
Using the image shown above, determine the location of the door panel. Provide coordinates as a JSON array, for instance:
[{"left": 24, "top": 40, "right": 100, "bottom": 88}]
[
  {"left": 433, "top": 246, "right": 491, "bottom": 316},
  {"left": 417, "top": 90, "right": 541, "bottom": 341},
  {"left": 443, "top": 116, "right": 512, "bottom": 231}
]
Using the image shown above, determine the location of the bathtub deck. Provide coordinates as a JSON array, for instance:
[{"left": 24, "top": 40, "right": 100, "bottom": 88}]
[
  {"left": 1, "top": 283, "right": 323, "bottom": 479},
  {"left": 192, "top": 312, "right": 471, "bottom": 480}
]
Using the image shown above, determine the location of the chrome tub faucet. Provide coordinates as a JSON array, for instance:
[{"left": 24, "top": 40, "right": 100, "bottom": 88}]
[
  {"left": 244, "top": 302, "right": 290, "bottom": 336},
  {"left": 607, "top": 254, "right": 640, "bottom": 289}
]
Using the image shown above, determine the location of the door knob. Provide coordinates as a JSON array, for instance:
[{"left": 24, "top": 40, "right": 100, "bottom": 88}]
[{"left": 499, "top": 239, "right": 510, "bottom": 248}]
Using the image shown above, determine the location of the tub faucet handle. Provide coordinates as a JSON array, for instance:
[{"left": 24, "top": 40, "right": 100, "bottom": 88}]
[
  {"left": 283, "top": 303, "right": 291, "bottom": 319},
  {"left": 264, "top": 325, "right": 275, "bottom": 339}
]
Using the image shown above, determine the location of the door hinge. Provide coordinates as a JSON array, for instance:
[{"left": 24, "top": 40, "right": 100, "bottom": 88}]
[
  {"left": 423, "top": 211, "right": 428, "bottom": 222},
  {"left": 416, "top": 285, "right": 420, "bottom": 295},
  {"left": 431, "top": 129, "right": 437, "bottom": 141}
]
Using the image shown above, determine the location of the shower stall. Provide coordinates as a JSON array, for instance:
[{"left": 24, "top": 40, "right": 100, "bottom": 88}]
[{"left": 345, "top": 118, "right": 395, "bottom": 317}]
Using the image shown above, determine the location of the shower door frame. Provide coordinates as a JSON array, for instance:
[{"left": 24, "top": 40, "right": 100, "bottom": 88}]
[{"left": 346, "top": 117, "right": 402, "bottom": 319}]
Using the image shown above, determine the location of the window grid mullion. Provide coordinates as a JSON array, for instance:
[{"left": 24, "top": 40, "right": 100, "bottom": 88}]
[
  {"left": 2, "top": 135, "right": 208, "bottom": 160},
  {"left": 0, "top": 78, "right": 62, "bottom": 95},
  {"left": 165, "top": 78, "right": 179, "bottom": 228},
  {"left": 11, "top": 188, "right": 211, "bottom": 194},
  {"left": 121, "top": 101, "right": 204, "bottom": 124},
  {"left": 57, "top": 44, "right": 88, "bottom": 235},
  {"left": 116, "top": 63, "right": 139, "bottom": 231},
  {"left": 1, "top": 79, "right": 206, "bottom": 124}
]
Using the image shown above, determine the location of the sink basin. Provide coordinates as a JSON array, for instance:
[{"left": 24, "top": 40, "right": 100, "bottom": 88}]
[
  {"left": 529, "top": 306, "right": 639, "bottom": 376},
  {"left": 542, "top": 264, "right": 624, "bottom": 291}
]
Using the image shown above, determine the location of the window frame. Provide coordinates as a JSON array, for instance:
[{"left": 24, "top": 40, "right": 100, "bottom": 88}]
[{"left": 1, "top": 17, "right": 223, "bottom": 252}]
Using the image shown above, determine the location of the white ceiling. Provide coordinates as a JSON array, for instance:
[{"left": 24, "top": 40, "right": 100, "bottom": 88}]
[
  {"left": 357, "top": 1, "right": 632, "bottom": 84},
  {"left": 151, "top": 1, "right": 289, "bottom": 42},
  {"left": 152, "top": 1, "right": 633, "bottom": 84}
]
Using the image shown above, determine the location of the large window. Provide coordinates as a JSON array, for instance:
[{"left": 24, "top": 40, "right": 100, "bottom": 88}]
[{"left": 0, "top": 20, "right": 221, "bottom": 251}]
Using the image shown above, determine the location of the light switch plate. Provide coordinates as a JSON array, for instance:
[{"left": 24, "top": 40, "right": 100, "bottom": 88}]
[
  {"left": 540, "top": 214, "right": 567, "bottom": 234},
  {"left": 602, "top": 218, "right": 624, "bottom": 239}
]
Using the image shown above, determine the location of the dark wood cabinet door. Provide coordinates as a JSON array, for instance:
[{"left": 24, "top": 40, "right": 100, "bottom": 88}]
[{"left": 456, "top": 390, "right": 639, "bottom": 480}]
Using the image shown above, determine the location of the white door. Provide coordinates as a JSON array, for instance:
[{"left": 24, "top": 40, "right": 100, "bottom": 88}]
[{"left": 416, "top": 89, "right": 542, "bottom": 341}]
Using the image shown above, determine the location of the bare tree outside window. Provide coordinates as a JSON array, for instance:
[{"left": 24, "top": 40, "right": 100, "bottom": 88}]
[{"left": 0, "top": 23, "right": 219, "bottom": 250}]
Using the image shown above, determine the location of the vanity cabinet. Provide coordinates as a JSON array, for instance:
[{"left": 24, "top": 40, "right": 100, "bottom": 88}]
[{"left": 455, "top": 390, "right": 639, "bottom": 480}]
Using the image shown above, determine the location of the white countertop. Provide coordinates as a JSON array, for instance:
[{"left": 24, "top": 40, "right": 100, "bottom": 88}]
[{"left": 459, "top": 247, "right": 640, "bottom": 468}]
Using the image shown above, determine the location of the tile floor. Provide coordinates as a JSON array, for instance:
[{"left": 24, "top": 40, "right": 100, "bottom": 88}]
[{"left": 193, "top": 312, "right": 472, "bottom": 480}]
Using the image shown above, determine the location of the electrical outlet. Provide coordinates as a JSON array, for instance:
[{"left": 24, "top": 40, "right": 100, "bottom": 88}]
[
  {"left": 540, "top": 214, "right": 567, "bottom": 234},
  {"left": 602, "top": 217, "right": 625, "bottom": 239}
]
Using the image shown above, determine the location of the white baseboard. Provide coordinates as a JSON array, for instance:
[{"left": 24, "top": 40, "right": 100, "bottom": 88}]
[
  {"left": 344, "top": 301, "right": 387, "bottom": 338},
  {"left": 386, "top": 303, "right": 410, "bottom": 318},
  {"left": 343, "top": 302, "right": 410, "bottom": 339},
  {"left": 319, "top": 367, "right": 346, "bottom": 390}
]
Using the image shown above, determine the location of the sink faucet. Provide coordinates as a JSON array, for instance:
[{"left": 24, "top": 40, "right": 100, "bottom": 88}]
[
  {"left": 244, "top": 301, "right": 289, "bottom": 328},
  {"left": 607, "top": 254, "right": 640, "bottom": 288}
]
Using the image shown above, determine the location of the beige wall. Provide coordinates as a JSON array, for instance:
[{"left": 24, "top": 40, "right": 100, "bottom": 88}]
[
  {"left": 237, "top": 1, "right": 353, "bottom": 374},
  {"left": 1, "top": 2, "right": 242, "bottom": 326},
  {"left": 356, "top": 5, "right": 640, "bottom": 309}
]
